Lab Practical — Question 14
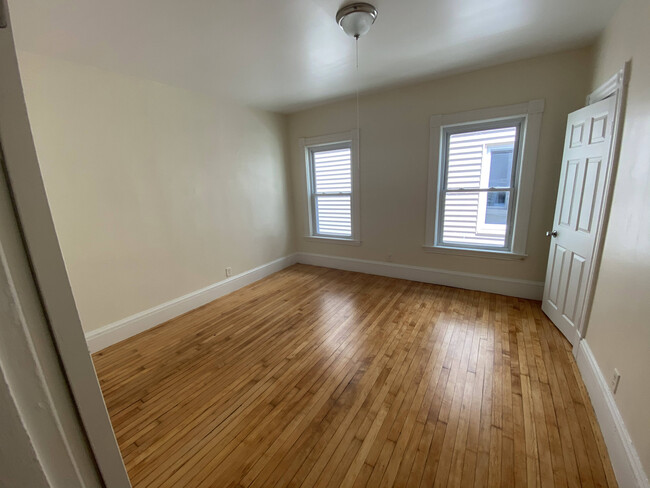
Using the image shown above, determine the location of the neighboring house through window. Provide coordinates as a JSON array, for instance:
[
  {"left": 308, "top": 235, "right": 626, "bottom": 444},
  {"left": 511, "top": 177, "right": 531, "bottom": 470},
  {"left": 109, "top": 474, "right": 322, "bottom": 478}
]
[{"left": 425, "top": 101, "right": 545, "bottom": 256}]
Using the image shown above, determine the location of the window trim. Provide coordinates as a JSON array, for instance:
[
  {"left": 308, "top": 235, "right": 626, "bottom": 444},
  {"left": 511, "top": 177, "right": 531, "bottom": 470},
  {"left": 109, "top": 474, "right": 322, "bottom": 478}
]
[
  {"left": 300, "top": 130, "right": 360, "bottom": 244},
  {"left": 424, "top": 100, "right": 544, "bottom": 256}
]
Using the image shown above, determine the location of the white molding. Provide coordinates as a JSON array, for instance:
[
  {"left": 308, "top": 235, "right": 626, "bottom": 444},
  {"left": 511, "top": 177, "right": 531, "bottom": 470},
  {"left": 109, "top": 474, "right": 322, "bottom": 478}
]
[
  {"left": 422, "top": 245, "right": 527, "bottom": 261},
  {"left": 429, "top": 100, "right": 544, "bottom": 129},
  {"left": 299, "top": 130, "right": 357, "bottom": 148},
  {"left": 304, "top": 236, "right": 361, "bottom": 246},
  {"left": 575, "top": 340, "right": 649, "bottom": 488},
  {"left": 576, "top": 61, "right": 631, "bottom": 347},
  {"left": 425, "top": 100, "right": 544, "bottom": 255},
  {"left": 296, "top": 252, "right": 543, "bottom": 299},
  {"left": 586, "top": 61, "right": 631, "bottom": 104},
  {"left": 86, "top": 251, "right": 544, "bottom": 353},
  {"left": 85, "top": 254, "right": 297, "bottom": 353},
  {"left": 512, "top": 102, "right": 544, "bottom": 254},
  {"left": 0, "top": 170, "right": 94, "bottom": 486}
]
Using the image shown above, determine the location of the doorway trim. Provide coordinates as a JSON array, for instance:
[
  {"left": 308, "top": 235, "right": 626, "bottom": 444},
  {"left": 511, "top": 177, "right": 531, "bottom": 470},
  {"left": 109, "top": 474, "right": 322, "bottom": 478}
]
[
  {"left": 0, "top": 8, "right": 131, "bottom": 487},
  {"left": 572, "top": 60, "right": 630, "bottom": 354}
]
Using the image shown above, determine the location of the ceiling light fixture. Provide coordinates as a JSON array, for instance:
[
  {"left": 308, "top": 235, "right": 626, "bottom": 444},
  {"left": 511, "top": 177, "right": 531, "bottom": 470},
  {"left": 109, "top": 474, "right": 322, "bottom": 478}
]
[
  {"left": 336, "top": 2, "right": 378, "bottom": 39},
  {"left": 336, "top": 3, "right": 377, "bottom": 134}
]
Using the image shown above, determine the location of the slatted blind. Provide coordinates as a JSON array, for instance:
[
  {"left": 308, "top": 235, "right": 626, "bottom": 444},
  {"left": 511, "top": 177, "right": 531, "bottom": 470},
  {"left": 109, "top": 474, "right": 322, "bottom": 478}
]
[
  {"left": 310, "top": 146, "right": 352, "bottom": 237},
  {"left": 441, "top": 126, "right": 517, "bottom": 248}
]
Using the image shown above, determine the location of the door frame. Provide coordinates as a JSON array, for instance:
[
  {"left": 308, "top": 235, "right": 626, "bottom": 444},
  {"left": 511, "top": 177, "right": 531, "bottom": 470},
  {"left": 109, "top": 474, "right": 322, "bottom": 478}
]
[
  {"left": 0, "top": 4, "right": 131, "bottom": 487},
  {"left": 571, "top": 61, "right": 630, "bottom": 356}
]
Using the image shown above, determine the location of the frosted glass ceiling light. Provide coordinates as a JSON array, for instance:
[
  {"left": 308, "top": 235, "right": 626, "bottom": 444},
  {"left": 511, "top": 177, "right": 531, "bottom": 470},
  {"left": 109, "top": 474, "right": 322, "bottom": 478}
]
[{"left": 336, "top": 3, "right": 378, "bottom": 39}]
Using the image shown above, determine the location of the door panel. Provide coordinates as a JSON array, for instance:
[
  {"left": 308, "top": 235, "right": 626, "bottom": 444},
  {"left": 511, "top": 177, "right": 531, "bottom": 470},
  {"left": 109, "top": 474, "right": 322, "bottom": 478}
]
[
  {"left": 563, "top": 253, "right": 586, "bottom": 324},
  {"left": 589, "top": 113, "right": 608, "bottom": 144},
  {"left": 577, "top": 158, "right": 601, "bottom": 233},
  {"left": 559, "top": 160, "right": 579, "bottom": 226},
  {"left": 569, "top": 121, "right": 584, "bottom": 147},
  {"left": 542, "top": 96, "right": 616, "bottom": 345},
  {"left": 547, "top": 244, "right": 567, "bottom": 308}
]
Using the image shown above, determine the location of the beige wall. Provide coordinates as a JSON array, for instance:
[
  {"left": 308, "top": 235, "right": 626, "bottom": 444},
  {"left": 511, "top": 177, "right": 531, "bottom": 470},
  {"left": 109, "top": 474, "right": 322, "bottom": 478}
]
[
  {"left": 288, "top": 48, "right": 593, "bottom": 283},
  {"left": 585, "top": 0, "right": 650, "bottom": 474},
  {"left": 17, "top": 51, "right": 294, "bottom": 333}
]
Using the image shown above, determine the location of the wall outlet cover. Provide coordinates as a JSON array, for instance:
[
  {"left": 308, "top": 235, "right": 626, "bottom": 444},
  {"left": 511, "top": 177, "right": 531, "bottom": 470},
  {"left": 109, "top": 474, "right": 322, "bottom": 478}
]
[{"left": 610, "top": 368, "right": 620, "bottom": 394}]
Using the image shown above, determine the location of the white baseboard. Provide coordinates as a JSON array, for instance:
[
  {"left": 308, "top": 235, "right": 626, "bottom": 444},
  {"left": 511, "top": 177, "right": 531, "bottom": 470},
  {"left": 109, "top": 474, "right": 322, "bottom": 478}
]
[
  {"left": 85, "top": 254, "right": 297, "bottom": 353},
  {"left": 295, "top": 252, "right": 544, "bottom": 300},
  {"left": 86, "top": 252, "right": 543, "bottom": 353},
  {"left": 575, "top": 340, "right": 649, "bottom": 488}
]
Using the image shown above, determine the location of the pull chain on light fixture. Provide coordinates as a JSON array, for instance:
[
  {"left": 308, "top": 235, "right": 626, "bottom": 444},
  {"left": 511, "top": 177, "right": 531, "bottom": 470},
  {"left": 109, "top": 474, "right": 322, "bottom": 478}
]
[
  {"left": 355, "top": 36, "right": 360, "bottom": 132},
  {"left": 336, "top": 2, "right": 377, "bottom": 132}
]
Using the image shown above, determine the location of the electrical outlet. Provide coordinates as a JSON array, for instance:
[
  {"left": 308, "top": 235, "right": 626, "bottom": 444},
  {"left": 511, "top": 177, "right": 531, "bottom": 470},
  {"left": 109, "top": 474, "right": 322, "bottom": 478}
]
[
  {"left": 225, "top": 267, "right": 232, "bottom": 278},
  {"left": 610, "top": 368, "right": 620, "bottom": 394}
]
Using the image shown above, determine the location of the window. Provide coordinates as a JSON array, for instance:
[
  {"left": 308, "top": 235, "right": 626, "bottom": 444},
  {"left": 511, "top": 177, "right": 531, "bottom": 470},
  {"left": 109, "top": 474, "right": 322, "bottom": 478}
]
[
  {"left": 301, "top": 131, "right": 360, "bottom": 243},
  {"left": 441, "top": 122, "right": 521, "bottom": 249},
  {"left": 425, "top": 101, "right": 544, "bottom": 256},
  {"left": 309, "top": 145, "right": 352, "bottom": 236}
]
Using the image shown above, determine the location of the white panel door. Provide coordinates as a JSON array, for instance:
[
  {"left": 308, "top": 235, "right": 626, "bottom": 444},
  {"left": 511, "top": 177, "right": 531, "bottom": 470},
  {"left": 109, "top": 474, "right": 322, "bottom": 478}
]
[{"left": 542, "top": 96, "right": 616, "bottom": 345}]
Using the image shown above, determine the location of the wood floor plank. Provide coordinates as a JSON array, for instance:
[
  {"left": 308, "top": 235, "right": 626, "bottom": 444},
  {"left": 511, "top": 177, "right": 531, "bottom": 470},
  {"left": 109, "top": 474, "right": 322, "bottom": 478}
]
[{"left": 93, "top": 264, "right": 618, "bottom": 488}]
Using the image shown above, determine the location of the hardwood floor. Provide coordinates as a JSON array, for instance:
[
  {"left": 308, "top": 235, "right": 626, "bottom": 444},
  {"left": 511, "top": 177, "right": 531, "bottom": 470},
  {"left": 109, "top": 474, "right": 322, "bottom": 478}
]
[{"left": 93, "top": 264, "right": 617, "bottom": 487}]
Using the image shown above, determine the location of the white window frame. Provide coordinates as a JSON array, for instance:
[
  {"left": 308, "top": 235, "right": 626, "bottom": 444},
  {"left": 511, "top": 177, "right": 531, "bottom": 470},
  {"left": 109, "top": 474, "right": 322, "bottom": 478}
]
[
  {"left": 300, "top": 130, "right": 361, "bottom": 245},
  {"left": 424, "top": 100, "right": 544, "bottom": 259}
]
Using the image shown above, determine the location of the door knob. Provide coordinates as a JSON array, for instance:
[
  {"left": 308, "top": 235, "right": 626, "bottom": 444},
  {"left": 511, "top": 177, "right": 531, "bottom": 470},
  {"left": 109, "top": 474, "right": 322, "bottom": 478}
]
[{"left": 546, "top": 230, "right": 558, "bottom": 238}]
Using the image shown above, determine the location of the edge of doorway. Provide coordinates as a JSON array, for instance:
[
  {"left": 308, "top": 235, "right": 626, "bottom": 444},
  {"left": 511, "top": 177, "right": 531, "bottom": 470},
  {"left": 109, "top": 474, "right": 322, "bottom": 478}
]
[{"left": 572, "top": 60, "right": 631, "bottom": 357}]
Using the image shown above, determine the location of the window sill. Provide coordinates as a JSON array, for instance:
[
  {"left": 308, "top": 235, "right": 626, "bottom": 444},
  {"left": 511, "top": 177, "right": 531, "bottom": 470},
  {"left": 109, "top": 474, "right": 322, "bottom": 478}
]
[
  {"left": 422, "top": 245, "right": 527, "bottom": 260},
  {"left": 305, "top": 236, "right": 361, "bottom": 246}
]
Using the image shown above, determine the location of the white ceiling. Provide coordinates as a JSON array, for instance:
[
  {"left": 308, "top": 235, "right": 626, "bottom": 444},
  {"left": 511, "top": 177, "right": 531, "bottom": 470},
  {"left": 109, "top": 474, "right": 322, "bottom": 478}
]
[{"left": 9, "top": 0, "right": 620, "bottom": 113}]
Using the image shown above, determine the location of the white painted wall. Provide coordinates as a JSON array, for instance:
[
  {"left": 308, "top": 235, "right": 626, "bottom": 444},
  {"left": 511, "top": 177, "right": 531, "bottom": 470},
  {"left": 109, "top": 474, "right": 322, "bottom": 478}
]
[
  {"left": 16, "top": 52, "right": 295, "bottom": 333},
  {"left": 288, "top": 48, "right": 593, "bottom": 284},
  {"left": 585, "top": 0, "right": 650, "bottom": 476}
]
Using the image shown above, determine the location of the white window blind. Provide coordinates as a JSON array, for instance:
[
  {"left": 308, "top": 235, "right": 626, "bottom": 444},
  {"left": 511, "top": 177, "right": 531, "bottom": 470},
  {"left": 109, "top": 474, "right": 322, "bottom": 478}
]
[
  {"left": 439, "top": 123, "right": 521, "bottom": 250},
  {"left": 309, "top": 145, "right": 352, "bottom": 237}
]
